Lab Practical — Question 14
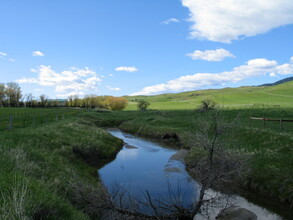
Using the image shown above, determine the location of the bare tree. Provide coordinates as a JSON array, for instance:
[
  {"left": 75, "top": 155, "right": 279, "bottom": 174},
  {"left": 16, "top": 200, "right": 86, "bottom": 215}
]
[
  {"left": 25, "top": 93, "right": 34, "bottom": 108},
  {"left": 39, "top": 94, "right": 48, "bottom": 107},
  {"left": 185, "top": 112, "right": 247, "bottom": 218}
]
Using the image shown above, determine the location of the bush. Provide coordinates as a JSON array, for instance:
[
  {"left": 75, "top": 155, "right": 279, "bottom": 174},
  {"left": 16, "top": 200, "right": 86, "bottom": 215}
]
[
  {"left": 106, "top": 97, "right": 128, "bottom": 110},
  {"left": 137, "top": 100, "right": 150, "bottom": 110},
  {"left": 199, "top": 99, "right": 217, "bottom": 112}
]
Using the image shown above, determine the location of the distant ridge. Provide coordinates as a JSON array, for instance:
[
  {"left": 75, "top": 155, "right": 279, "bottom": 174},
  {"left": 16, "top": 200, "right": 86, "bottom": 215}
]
[{"left": 259, "top": 76, "right": 293, "bottom": 87}]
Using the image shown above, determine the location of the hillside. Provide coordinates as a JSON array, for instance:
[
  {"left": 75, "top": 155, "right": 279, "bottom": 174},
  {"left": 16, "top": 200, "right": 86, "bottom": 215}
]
[
  {"left": 126, "top": 81, "right": 293, "bottom": 110},
  {"left": 259, "top": 76, "right": 293, "bottom": 87}
]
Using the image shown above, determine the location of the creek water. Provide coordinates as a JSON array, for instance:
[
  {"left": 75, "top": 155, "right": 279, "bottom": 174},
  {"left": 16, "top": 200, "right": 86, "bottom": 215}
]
[{"left": 98, "top": 129, "right": 287, "bottom": 219}]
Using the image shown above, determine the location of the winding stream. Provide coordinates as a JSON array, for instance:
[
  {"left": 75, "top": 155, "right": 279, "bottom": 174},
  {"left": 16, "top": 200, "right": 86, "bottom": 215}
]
[{"left": 98, "top": 129, "right": 287, "bottom": 219}]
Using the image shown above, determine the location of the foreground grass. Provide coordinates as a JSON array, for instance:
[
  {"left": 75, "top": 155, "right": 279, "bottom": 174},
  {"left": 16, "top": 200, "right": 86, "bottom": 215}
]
[
  {"left": 81, "top": 109, "right": 293, "bottom": 208},
  {"left": 0, "top": 118, "right": 123, "bottom": 220}
]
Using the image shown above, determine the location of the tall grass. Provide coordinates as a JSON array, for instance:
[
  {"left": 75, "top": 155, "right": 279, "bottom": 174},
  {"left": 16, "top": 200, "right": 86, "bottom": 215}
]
[{"left": 0, "top": 117, "right": 123, "bottom": 219}]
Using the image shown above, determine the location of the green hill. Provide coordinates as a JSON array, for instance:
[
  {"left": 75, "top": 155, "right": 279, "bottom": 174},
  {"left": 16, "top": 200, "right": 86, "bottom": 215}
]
[
  {"left": 126, "top": 81, "right": 293, "bottom": 110},
  {"left": 259, "top": 76, "right": 293, "bottom": 87}
]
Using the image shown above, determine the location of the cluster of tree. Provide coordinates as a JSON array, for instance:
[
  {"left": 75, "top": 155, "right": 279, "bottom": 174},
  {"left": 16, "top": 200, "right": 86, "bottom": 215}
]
[
  {"left": 0, "top": 82, "right": 128, "bottom": 110},
  {"left": 0, "top": 82, "right": 22, "bottom": 107},
  {"left": 24, "top": 94, "right": 64, "bottom": 107},
  {"left": 67, "top": 95, "right": 128, "bottom": 110}
]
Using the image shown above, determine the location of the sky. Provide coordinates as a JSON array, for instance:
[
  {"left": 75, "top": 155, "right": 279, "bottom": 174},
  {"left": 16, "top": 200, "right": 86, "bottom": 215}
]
[{"left": 0, "top": 0, "right": 293, "bottom": 98}]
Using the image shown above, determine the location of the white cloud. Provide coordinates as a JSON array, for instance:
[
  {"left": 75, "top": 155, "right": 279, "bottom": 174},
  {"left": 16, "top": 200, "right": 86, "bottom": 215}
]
[
  {"left": 161, "top": 18, "right": 180, "bottom": 24},
  {"left": 17, "top": 65, "right": 102, "bottom": 97},
  {"left": 106, "top": 86, "right": 121, "bottom": 91},
  {"left": 108, "top": 74, "right": 114, "bottom": 77},
  {"left": 32, "top": 51, "right": 45, "bottom": 56},
  {"left": 187, "top": 48, "right": 235, "bottom": 61},
  {"left": 17, "top": 78, "right": 38, "bottom": 84},
  {"left": 0, "top": 52, "right": 16, "bottom": 62},
  {"left": 0, "top": 52, "right": 7, "bottom": 57},
  {"left": 131, "top": 57, "right": 293, "bottom": 96},
  {"left": 115, "top": 66, "right": 138, "bottom": 72},
  {"left": 34, "top": 88, "right": 45, "bottom": 92},
  {"left": 181, "top": 0, "right": 293, "bottom": 43}
]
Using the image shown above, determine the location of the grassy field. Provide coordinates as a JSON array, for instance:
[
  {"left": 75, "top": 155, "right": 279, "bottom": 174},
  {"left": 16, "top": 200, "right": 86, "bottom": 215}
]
[
  {"left": 0, "top": 117, "right": 123, "bottom": 220},
  {"left": 0, "top": 80, "right": 292, "bottom": 219},
  {"left": 125, "top": 81, "right": 293, "bottom": 110},
  {"left": 81, "top": 108, "right": 293, "bottom": 211},
  {"left": 0, "top": 108, "right": 83, "bottom": 131}
]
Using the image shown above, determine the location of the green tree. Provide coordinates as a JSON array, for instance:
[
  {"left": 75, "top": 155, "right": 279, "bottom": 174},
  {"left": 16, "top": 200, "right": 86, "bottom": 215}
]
[
  {"left": 199, "top": 99, "right": 217, "bottom": 112},
  {"left": 137, "top": 100, "right": 150, "bottom": 110},
  {"left": 0, "top": 83, "right": 6, "bottom": 106},
  {"left": 5, "top": 82, "right": 22, "bottom": 107}
]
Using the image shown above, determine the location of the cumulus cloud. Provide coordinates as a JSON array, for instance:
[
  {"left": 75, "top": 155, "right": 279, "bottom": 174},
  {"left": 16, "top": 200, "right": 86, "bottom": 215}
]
[
  {"left": 32, "top": 51, "right": 45, "bottom": 56},
  {"left": 17, "top": 65, "right": 102, "bottom": 97},
  {"left": 106, "top": 85, "right": 121, "bottom": 91},
  {"left": 131, "top": 57, "right": 293, "bottom": 96},
  {"left": 181, "top": 0, "right": 293, "bottom": 43},
  {"left": 115, "top": 66, "right": 138, "bottom": 72},
  {"left": 161, "top": 18, "right": 180, "bottom": 24},
  {"left": 187, "top": 48, "right": 235, "bottom": 61}
]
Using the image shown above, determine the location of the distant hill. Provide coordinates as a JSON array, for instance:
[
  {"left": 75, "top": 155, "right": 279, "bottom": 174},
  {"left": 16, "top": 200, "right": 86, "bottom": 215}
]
[
  {"left": 125, "top": 80, "right": 293, "bottom": 110},
  {"left": 258, "top": 77, "right": 293, "bottom": 87}
]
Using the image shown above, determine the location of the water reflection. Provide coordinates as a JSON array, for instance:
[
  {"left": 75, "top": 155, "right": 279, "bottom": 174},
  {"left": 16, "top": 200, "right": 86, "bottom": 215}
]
[{"left": 98, "top": 129, "right": 286, "bottom": 219}]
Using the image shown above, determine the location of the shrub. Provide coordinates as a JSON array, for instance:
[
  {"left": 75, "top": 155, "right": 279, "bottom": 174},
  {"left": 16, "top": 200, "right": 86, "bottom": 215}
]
[
  {"left": 199, "top": 99, "right": 217, "bottom": 112},
  {"left": 106, "top": 97, "right": 128, "bottom": 110},
  {"left": 137, "top": 100, "right": 150, "bottom": 110}
]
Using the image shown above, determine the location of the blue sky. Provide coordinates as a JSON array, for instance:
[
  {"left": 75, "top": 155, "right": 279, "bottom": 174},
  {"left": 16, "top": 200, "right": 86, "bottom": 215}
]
[{"left": 1, "top": 0, "right": 293, "bottom": 98}]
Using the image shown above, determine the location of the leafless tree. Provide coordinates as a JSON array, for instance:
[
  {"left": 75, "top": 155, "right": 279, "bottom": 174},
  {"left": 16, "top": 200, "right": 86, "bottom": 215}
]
[
  {"left": 25, "top": 93, "right": 34, "bottom": 107},
  {"left": 39, "top": 94, "right": 48, "bottom": 107},
  {"left": 185, "top": 111, "right": 247, "bottom": 218}
]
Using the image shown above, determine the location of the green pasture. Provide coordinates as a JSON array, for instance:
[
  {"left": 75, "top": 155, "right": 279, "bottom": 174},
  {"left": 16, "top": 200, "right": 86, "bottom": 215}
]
[
  {"left": 0, "top": 108, "right": 83, "bottom": 131},
  {"left": 125, "top": 81, "right": 293, "bottom": 110}
]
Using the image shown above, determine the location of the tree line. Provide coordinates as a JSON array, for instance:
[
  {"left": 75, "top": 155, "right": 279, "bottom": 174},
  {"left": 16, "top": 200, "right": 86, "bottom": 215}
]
[
  {"left": 67, "top": 95, "right": 128, "bottom": 110},
  {"left": 0, "top": 82, "right": 128, "bottom": 110}
]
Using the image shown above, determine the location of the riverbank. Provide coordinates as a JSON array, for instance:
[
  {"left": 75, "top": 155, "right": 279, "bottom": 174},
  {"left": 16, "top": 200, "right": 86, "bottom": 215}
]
[
  {"left": 81, "top": 110, "right": 293, "bottom": 216},
  {"left": 0, "top": 118, "right": 123, "bottom": 220}
]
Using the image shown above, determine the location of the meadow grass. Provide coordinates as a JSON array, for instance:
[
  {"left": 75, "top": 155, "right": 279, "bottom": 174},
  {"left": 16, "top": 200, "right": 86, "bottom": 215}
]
[
  {"left": 0, "top": 117, "right": 123, "bottom": 220},
  {"left": 125, "top": 81, "right": 293, "bottom": 110},
  {"left": 0, "top": 107, "right": 83, "bottom": 131}
]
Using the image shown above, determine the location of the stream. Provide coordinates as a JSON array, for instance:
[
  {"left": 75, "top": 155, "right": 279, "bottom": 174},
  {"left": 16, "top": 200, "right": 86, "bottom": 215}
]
[{"left": 98, "top": 129, "right": 288, "bottom": 219}]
